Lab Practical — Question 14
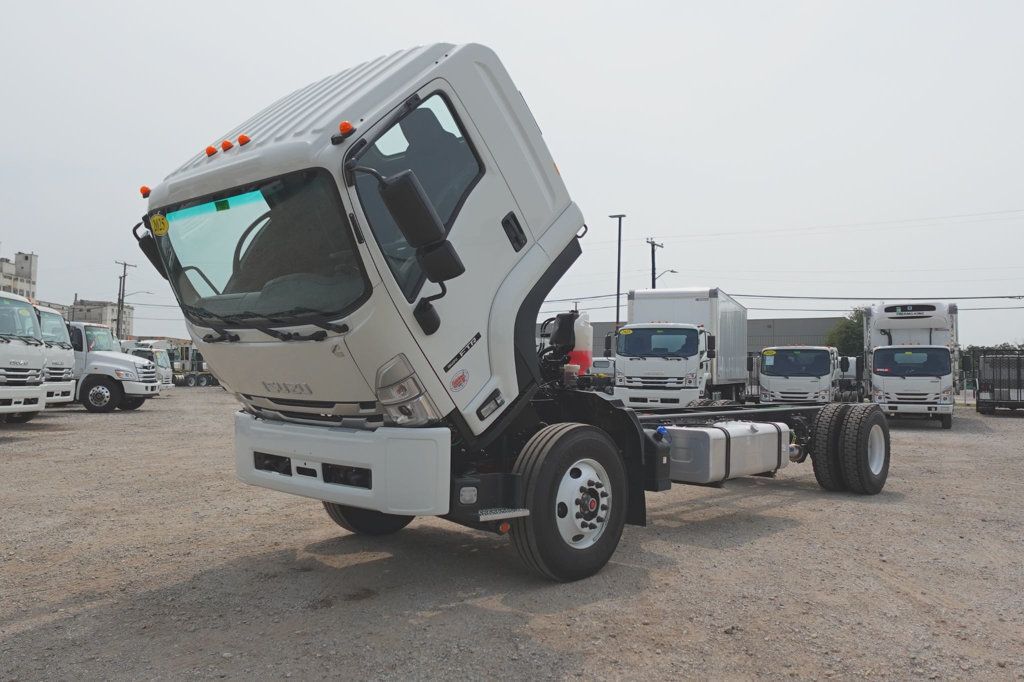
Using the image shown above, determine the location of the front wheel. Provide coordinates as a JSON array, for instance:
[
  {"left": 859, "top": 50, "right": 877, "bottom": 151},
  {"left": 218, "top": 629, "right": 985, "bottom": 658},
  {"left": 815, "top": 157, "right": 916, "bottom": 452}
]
[
  {"left": 323, "top": 503, "right": 413, "bottom": 536},
  {"left": 5, "top": 412, "right": 37, "bottom": 424},
  {"left": 81, "top": 377, "right": 122, "bottom": 413},
  {"left": 511, "top": 423, "right": 627, "bottom": 582},
  {"left": 940, "top": 414, "right": 952, "bottom": 430},
  {"left": 119, "top": 397, "right": 146, "bottom": 411}
]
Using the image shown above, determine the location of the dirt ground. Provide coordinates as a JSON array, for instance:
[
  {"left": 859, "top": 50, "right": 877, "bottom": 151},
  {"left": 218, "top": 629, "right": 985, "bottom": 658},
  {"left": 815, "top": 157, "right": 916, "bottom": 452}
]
[{"left": 1, "top": 390, "right": 1022, "bottom": 681}]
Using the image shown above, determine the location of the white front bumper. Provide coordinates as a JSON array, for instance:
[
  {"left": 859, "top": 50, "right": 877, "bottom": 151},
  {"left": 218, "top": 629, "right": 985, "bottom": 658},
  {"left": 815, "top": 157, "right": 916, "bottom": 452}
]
[
  {"left": 43, "top": 380, "right": 76, "bottom": 405},
  {"left": 234, "top": 411, "right": 451, "bottom": 516},
  {"left": 615, "top": 386, "right": 699, "bottom": 407},
  {"left": 123, "top": 380, "right": 160, "bottom": 397},
  {"left": 878, "top": 402, "right": 953, "bottom": 415},
  {"left": 0, "top": 385, "right": 46, "bottom": 414}
]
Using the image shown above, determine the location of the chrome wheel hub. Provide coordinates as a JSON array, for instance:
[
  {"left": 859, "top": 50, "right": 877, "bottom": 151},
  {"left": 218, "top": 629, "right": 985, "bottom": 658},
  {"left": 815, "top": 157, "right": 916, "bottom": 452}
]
[
  {"left": 555, "top": 458, "right": 611, "bottom": 549},
  {"left": 88, "top": 385, "right": 111, "bottom": 407}
]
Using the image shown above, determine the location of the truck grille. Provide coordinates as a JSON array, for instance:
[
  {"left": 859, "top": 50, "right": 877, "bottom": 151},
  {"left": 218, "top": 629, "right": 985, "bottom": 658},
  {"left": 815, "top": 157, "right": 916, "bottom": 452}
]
[
  {"left": 885, "top": 391, "right": 935, "bottom": 403},
  {"left": 239, "top": 394, "right": 384, "bottom": 429},
  {"left": 0, "top": 367, "right": 43, "bottom": 386},
  {"left": 137, "top": 366, "right": 158, "bottom": 383},
  {"left": 624, "top": 376, "right": 686, "bottom": 390},
  {"left": 44, "top": 365, "right": 74, "bottom": 382},
  {"left": 777, "top": 391, "right": 816, "bottom": 402}
]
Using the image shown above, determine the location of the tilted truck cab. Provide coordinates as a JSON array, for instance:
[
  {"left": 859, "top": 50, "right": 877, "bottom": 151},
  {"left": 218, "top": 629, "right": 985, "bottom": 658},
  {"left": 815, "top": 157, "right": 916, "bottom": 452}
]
[{"left": 135, "top": 43, "right": 895, "bottom": 581}]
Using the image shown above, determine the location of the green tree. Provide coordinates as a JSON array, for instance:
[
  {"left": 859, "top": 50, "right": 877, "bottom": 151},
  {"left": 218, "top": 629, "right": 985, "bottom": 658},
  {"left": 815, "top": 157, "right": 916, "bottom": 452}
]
[{"left": 826, "top": 308, "right": 866, "bottom": 357}]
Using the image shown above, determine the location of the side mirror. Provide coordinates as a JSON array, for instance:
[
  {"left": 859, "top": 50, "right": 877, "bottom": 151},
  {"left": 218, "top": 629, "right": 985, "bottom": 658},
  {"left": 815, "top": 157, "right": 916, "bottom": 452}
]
[
  {"left": 604, "top": 334, "right": 613, "bottom": 358},
  {"left": 840, "top": 357, "right": 850, "bottom": 373},
  {"left": 746, "top": 356, "right": 754, "bottom": 372},
  {"left": 417, "top": 241, "right": 465, "bottom": 283},
  {"left": 707, "top": 334, "right": 716, "bottom": 352},
  {"left": 707, "top": 349, "right": 717, "bottom": 359},
  {"left": 380, "top": 170, "right": 446, "bottom": 248},
  {"left": 133, "top": 222, "right": 167, "bottom": 280}
]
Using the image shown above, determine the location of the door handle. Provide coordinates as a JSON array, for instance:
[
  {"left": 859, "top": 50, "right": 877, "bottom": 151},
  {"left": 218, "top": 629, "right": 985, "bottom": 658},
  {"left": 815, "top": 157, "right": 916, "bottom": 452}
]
[{"left": 501, "top": 212, "right": 527, "bottom": 252}]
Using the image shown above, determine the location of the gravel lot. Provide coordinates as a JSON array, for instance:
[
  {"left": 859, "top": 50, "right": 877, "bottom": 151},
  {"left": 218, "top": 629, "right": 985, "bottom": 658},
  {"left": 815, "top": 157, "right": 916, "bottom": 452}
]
[{"left": 2, "top": 390, "right": 1022, "bottom": 680}]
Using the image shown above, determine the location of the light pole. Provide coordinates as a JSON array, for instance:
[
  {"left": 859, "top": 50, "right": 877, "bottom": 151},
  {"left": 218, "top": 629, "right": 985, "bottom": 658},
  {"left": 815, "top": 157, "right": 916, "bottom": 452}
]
[
  {"left": 609, "top": 214, "right": 625, "bottom": 329},
  {"left": 654, "top": 269, "right": 678, "bottom": 285},
  {"left": 116, "top": 289, "right": 152, "bottom": 338},
  {"left": 646, "top": 238, "right": 664, "bottom": 288}
]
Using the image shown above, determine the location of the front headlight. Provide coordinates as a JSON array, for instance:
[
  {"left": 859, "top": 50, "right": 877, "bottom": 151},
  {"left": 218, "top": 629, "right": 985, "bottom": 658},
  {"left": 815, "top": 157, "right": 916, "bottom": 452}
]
[
  {"left": 375, "top": 355, "right": 440, "bottom": 426},
  {"left": 114, "top": 369, "right": 137, "bottom": 381},
  {"left": 615, "top": 374, "right": 624, "bottom": 386},
  {"left": 760, "top": 388, "right": 770, "bottom": 400},
  {"left": 872, "top": 389, "right": 884, "bottom": 403},
  {"left": 939, "top": 387, "right": 954, "bottom": 403}
]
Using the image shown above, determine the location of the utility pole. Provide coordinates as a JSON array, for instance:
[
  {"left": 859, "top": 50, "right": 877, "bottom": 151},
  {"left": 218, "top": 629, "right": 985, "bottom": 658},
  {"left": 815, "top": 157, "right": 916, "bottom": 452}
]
[
  {"left": 114, "top": 261, "right": 136, "bottom": 338},
  {"left": 609, "top": 214, "right": 626, "bottom": 329},
  {"left": 646, "top": 238, "right": 664, "bottom": 288}
]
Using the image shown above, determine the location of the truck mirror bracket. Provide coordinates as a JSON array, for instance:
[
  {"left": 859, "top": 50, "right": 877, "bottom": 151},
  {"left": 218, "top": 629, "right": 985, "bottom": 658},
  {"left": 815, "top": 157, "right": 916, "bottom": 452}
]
[{"left": 414, "top": 283, "right": 447, "bottom": 336}]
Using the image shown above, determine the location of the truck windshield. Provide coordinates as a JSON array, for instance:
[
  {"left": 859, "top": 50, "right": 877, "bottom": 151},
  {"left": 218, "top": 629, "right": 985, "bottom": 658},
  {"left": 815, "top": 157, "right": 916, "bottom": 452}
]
[
  {"left": 617, "top": 327, "right": 699, "bottom": 358},
  {"left": 761, "top": 349, "right": 831, "bottom": 377},
  {"left": 153, "top": 168, "right": 370, "bottom": 328},
  {"left": 152, "top": 349, "right": 170, "bottom": 369},
  {"left": 873, "top": 348, "right": 951, "bottom": 377},
  {"left": 38, "top": 310, "right": 71, "bottom": 344},
  {"left": 0, "top": 297, "right": 41, "bottom": 341},
  {"left": 85, "top": 326, "right": 118, "bottom": 352}
]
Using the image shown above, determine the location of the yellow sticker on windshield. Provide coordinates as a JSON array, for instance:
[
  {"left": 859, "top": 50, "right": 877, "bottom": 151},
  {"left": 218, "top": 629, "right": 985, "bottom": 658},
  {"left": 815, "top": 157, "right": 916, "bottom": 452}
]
[
  {"left": 618, "top": 329, "right": 633, "bottom": 335},
  {"left": 18, "top": 308, "right": 30, "bottom": 316},
  {"left": 763, "top": 349, "right": 776, "bottom": 356},
  {"left": 150, "top": 215, "right": 169, "bottom": 237}
]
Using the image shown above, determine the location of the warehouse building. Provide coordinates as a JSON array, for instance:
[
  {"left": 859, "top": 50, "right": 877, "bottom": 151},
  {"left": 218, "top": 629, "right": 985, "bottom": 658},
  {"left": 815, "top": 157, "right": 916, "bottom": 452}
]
[{"left": 0, "top": 251, "right": 38, "bottom": 299}]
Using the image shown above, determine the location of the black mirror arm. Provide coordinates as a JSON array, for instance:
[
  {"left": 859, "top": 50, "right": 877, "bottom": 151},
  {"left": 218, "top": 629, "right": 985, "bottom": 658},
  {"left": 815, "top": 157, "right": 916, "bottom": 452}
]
[{"left": 350, "top": 165, "right": 387, "bottom": 185}]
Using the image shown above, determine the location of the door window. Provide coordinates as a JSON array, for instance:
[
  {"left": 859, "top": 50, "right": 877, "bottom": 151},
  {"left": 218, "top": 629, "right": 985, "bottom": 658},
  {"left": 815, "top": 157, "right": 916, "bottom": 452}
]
[{"left": 355, "top": 94, "right": 483, "bottom": 300}]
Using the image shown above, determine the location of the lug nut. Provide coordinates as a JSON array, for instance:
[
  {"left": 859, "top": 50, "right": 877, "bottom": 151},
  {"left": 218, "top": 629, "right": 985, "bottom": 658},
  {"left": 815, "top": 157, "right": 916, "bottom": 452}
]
[
  {"left": 587, "top": 480, "right": 596, "bottom": 486},
  {"left": 593, "top": 482, "right": 604, "bottom": 489},
  {"left": 600, "top": 491, "right": 609, "bottom": 498},
  {"left": 596, "top": 516, "right": 605, "bottom": 523},
  {"left": 575, "top": 512, "right": 582, "bottom": 519},
  {"left": 600, "top": 504, "right": 608, "bottom": 511},
  {"left": 579, "top": 486, "right": 587, "bottom": 493}
]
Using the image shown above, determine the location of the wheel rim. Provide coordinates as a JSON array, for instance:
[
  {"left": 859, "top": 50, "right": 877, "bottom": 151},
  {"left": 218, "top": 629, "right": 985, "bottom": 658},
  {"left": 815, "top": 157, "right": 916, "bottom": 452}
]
[
  {"left": 88, "top": 385, "right": 112, "bottom": 407},
  {"left": 867, "top": 423, "right": 885, "bottom": 475},
  {"left": 555, "top": 458, "right": 612, "bottom": 550}
]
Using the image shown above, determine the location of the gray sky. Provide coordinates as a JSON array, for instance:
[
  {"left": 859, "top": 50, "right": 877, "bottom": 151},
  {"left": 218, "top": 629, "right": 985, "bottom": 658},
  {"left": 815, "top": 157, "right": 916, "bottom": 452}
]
[{"left": 2, "top": 0, "right": 1022, "bottom": 345}]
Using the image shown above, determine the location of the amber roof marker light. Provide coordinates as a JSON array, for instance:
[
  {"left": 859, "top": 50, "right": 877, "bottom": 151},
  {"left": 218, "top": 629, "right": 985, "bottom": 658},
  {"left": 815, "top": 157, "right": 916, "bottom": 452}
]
[
  {"left": 331, "top": 120, "right": 357, "bottom": 145},
  {"left": 220, "top": 139, "right": 234, "bottom": 151},
  {"left": 205, "top": 145, "right": 217, "bottom": 157},
  {"left": 139, "top": 185, "right": 151, "bottom": 198},
  {"left": 237, "top": 134, "right": 251, "bottom": 146}
]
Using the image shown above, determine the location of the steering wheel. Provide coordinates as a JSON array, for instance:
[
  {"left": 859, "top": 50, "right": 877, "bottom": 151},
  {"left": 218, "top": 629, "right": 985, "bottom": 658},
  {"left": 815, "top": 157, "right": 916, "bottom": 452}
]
[{"left": 232, "top": 210, "right": 272, "bottom": 275}]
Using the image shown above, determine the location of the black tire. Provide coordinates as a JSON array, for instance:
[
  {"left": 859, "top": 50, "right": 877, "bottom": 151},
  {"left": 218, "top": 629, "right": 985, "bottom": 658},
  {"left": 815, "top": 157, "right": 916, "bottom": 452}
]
[
  {"left": 838, "top": 404, "right": 890, "bottom": 495},
  {"left": 185, "top": 375, "right": 197, "bottom": 387},
  {"left": 510, "top": 423, "right": 627, "bottom": 582},
  {"left": 197, "top": 375, "right": 210, "bottom": 387},
  {"left": 940, "top": 414, "right": 952, "bottom": 430},
  {"left": 322, "top": 503, "right": 413, "bottom": 536},
  {"left": 119, "top": 397, "right": 146, "bottom": 411},
  {"left": 5, "top": 412, "right": 37, "bottom": 424},
  {"left": 810, "top": 403, "right": 850, "bottom": 491},
  {"left": 81, "top": 377, "right": 123, "bottom": 413}
]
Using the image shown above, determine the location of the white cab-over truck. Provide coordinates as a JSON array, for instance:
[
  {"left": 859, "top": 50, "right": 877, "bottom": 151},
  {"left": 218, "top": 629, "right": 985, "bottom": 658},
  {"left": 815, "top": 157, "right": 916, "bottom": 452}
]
[
  {"left": 609, "top": 288, "right": 748, "bottom": 408},
  {"left": 134, "top": 43, "right": 894, "bottom": 581},
  {"left": 122, "top": 339, "right": 174, "bottom": 391},
  {"left": 758, "top": 346, "right": 847, "bottom": 404},
  {"left": 864, "top": 302, "right": 958, "bottom": 429},
  {"left": 68, "top": 321, "right": 160, "bottom": 412},
  {"left": 34, "top": 304, "right": 76, "bottom": 405},
  {"left": 0, "top": 292, "right": 46, "bottom": 424}
]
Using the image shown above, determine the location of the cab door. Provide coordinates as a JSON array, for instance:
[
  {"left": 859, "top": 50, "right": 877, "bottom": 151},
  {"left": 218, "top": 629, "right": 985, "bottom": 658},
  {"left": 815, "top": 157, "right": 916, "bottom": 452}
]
[{"left": 347, "top": 79, "right": 530, "bottom": 433}]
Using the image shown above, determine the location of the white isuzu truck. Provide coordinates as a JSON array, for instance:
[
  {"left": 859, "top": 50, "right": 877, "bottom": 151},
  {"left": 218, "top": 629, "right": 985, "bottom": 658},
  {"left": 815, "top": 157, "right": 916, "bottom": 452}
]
[
  {"left": 0, "top": 292, "right": 46, "bottom": 424},
  {"left": 34, "top": 304, "right": 76, "bottom": 406},
  {"left": 864, "top": 302, "right": 959, "bottom": 429},
  {"left": 610, "top": 288, "right": 748, "bottom": 408},
  {"left": 758, "top": 346, "right": 847, "bottom": 404},
  {"left": 122, "top": 339, "right": 174, "bottom": 392},
  {"left": 133, "top": 43, "right": 893, "bottom": 581},
  {"left": 67, "top": 321, "right": 161, "bottom": 412}
]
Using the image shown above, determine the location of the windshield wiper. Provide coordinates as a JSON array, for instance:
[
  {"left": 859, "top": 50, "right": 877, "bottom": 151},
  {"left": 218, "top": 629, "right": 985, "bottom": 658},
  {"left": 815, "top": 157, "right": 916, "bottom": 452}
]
[
  {"left": 271, "top": 306, "right": 350, "bottom": 333},
  {"left": 218, "top": 310, "right": 340, "bottom": 341},
  {"left": 0, "top": 333, "right": 43, "bottom": 346}
]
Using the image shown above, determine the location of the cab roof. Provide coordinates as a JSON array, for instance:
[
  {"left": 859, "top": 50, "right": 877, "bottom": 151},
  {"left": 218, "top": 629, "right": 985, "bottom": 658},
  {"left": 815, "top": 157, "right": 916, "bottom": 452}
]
[{"left": 0, "top": 290, "right": 31, "bottom": 304}]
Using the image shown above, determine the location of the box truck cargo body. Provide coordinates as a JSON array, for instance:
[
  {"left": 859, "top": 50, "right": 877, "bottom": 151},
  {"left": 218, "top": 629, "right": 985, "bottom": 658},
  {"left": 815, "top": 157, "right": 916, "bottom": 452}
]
[{"left": 613, "top": 288, "right": 747, "bottom": 407}]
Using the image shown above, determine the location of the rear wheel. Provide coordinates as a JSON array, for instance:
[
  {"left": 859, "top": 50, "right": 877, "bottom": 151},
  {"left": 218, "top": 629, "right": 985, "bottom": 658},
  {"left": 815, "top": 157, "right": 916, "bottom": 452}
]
[
  {"left": 810, "top": 403, "right": 850, "bottom": 491},
  {"left": 838, "top": 405, "right": 890, "bottom": 494},
  {"left": 5, "top": 412, "right": 37, "bottom": 424},
  {"left": 940, "top": 414, "right": 952, "bottom": 430},
  {"left": 511, "top": 423, "right": 627, "bottom": 582},
  {"left": 184, "top": 374, "right": 197, "bottom": 387},
  {"left": 119, "top": 397, "right": 146, "bottom": 411},
  {"left": 81, "top": 377, "right": 122, "bottom": 413},
  {"left": 197, "top": 375, "right": 210, "bottom": 387},
  {"left": 323, "top": 503, "right": 414, "bottom": 535}
]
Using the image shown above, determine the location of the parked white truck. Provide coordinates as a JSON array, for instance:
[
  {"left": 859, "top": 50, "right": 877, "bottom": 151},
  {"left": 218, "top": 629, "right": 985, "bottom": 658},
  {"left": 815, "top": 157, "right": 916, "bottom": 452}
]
[
  {"left": 758, "top": 346, "right": 848, "bottom": 404},
  {"left": 133, "top": 43, "right": 893, "bottom": 581},
  {"left": 122, "top": 339, "right": 174, "bottom": 391},
  {"left": 67, "top": 321, "right": 161, "bottom": 412},
  {"left": 864, "top": 302, "right": 958, "bottom": 429},
  {"left": 0, "top": 292, "right": 46, "bottom": 423},
  {"left": 609, "top": 288, "right": 747, "bottom": 407},
  {"left": 34, "top": 304, "right": 76, "bottom": 405}
]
